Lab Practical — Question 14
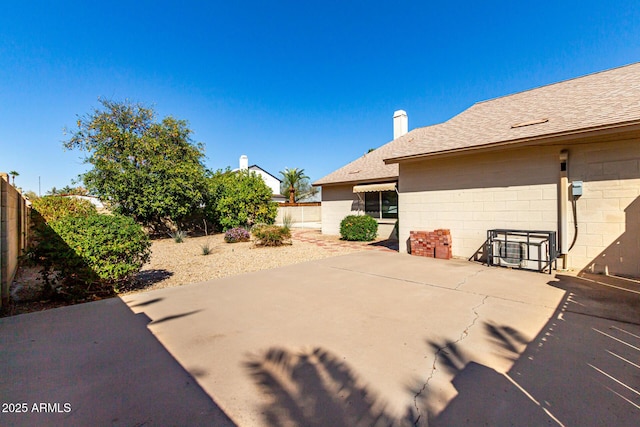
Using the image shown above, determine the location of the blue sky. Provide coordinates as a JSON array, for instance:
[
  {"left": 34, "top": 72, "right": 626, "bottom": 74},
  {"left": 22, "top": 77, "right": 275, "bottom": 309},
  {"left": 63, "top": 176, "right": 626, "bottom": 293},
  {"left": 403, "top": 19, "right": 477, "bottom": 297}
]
[{"left": 1, "top": 1, "right": 639, "bottom": 194}]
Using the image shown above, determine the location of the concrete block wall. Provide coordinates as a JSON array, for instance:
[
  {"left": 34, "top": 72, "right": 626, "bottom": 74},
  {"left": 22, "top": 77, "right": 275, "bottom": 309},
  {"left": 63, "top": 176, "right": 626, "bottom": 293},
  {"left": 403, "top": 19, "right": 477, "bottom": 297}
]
[
  {"left": 566, "top": 139, "right": 640, "bottom": 277},
  {"left": 1, "top": 173, "right": 30, "bottom": 308},
  {"left": 397, "top": 139, "right": 640, "bottom": 277},
  {"left": 400, "top": 184, "right": 558, "bottom": 257},
  {"left": 398, "top": 146, "right": 559, "bottom": 258}
]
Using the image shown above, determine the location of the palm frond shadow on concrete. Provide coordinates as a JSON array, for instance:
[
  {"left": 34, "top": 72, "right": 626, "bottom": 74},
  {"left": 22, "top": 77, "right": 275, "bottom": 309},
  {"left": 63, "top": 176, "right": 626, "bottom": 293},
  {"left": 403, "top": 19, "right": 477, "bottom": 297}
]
[
  {"left": 244, "top": 346, "right": 417, "bottom": 427},
  {"left": 413, "top": 323, "right": 559, "bottom": 426}
]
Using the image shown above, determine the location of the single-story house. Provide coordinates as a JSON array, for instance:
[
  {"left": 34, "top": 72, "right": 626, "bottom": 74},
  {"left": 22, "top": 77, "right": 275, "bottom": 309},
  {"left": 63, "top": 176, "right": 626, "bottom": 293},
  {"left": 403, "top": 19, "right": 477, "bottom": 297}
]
[
  {"left": 312, "top": 111, "right": 404, "bottom": 239},
  {"left": 235, "top": 155, "right": 287, "bottom": 203},
  {"left": 314, "top": 63, "right": 640, "bottom": 278}
]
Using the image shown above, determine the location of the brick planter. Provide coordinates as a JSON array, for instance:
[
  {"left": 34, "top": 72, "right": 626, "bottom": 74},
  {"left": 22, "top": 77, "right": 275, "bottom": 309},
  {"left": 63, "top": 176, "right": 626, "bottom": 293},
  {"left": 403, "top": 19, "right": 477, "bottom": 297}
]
[{"left": 410, "top": 229, "right": 452, "bottom": 259}]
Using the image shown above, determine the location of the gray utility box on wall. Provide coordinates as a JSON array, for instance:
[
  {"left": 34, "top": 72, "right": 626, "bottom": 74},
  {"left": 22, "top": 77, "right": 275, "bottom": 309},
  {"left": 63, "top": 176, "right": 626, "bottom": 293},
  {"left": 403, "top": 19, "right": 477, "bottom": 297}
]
[{"left": 572, "top": 181, "right": 583, "bottom": 197}]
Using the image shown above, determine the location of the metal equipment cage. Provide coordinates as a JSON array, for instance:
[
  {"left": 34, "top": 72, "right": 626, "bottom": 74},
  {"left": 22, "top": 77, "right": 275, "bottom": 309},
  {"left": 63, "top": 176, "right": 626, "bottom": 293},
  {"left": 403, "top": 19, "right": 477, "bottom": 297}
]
[{"left": 486, "top": 229, "right": 557, "bottom": 274}]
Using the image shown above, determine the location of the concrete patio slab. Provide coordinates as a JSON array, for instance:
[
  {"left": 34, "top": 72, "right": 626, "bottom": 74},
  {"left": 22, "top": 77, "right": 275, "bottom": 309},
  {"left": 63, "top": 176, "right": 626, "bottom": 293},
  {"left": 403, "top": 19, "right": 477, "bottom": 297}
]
[
  {"left": 3, "top": 251, "right": 639, "bottom": 426},
  {"left": 120, "top": 252, "right": 569, "bottom": 426},
  {"left": 0, "top": 297, "right": 235, "bottom": 427}
]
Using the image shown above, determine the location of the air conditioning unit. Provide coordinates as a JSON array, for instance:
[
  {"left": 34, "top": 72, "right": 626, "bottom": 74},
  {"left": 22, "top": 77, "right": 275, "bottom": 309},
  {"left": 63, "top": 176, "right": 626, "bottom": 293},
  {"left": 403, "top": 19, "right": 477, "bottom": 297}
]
[
  {"left": 487, "top": 230, "right": 557, "bottom": 273},
  {"left": 492, "top": 239, "right": 550, "bottom": 270},
  {"left": 493, "top": 241, "right": 528, "bottom": 268}
]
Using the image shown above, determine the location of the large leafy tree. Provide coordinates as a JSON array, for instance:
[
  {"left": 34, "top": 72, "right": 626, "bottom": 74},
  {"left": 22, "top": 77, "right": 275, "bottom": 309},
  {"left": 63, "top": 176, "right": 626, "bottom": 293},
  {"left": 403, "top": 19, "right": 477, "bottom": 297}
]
[
  {"left": 279, "top": 167, "right": 316, "bottom": 203},
  {"left": 64, "top": 99, "right": 207, "bottom": 228}
]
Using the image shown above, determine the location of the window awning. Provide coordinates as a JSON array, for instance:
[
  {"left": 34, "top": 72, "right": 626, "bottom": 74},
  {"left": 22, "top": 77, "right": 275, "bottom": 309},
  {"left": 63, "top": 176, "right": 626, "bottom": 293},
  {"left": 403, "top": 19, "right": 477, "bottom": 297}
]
[{"left": 352, "top": 183, "right": 397, "bottom": 193}]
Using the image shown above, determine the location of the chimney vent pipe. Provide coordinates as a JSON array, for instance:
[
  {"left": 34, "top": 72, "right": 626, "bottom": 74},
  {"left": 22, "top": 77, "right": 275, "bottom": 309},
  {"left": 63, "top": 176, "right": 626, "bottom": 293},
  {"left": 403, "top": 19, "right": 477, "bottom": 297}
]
[
  {"left": 239, "top": 155, "right": 248, "bottom": 170},
  {"left": 393, "top": 110, "right": 408, "bottom": 139}
]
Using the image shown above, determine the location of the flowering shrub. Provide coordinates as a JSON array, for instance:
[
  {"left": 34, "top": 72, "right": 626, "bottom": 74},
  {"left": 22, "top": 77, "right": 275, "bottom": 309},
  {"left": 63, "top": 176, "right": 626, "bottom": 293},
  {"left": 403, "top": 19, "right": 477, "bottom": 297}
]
[
  {"left": 340, "top": 215, "right": 378, "bottom": 241},
  {"left": 224, "top": 227, "right": 250, "bottom": 243}
]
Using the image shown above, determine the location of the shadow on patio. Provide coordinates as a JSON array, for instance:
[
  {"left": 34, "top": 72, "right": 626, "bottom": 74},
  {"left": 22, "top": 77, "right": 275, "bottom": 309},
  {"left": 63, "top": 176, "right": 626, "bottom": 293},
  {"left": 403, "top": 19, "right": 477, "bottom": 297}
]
[
  {"left": 368, "top": 238, "right": 399, "bottom": 251},
  {"left": 244, "top": 274, "right": 640, "bottom": 427},
  {"left": 423, "top": 274, "right": 640, "bottom": 426},
  {"left": 0, "top": 297, "right": 235, "bottom": 426},
  {"left": 244, "top": 346, "right": 417, "bottom": 427}
]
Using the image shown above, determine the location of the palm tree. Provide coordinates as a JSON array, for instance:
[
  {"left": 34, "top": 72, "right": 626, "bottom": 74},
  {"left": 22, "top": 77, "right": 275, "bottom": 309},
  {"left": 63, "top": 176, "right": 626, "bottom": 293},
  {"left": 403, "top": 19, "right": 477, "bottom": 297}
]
[
  {"left": 279, "top": 167, "right": 309, "bottom": 203},
  {"left": 8, "top": 170, "right": 19, "bottom": 185}
]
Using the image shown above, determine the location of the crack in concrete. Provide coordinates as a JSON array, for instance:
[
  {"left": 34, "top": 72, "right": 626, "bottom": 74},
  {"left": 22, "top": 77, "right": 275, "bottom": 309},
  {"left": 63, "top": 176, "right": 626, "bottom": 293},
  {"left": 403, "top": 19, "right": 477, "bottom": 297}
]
[
  {"left": 328, "top": 265, "right": 483, "bottom": 295},
  {"left": 413, "top": 294, "right": 489, "bottom": 426},
  {"left": 328, "top": 265, "right": 558, "bottom": 310},
  {"left": 454, "top": 268, "right": 486, "bottom": 290}
]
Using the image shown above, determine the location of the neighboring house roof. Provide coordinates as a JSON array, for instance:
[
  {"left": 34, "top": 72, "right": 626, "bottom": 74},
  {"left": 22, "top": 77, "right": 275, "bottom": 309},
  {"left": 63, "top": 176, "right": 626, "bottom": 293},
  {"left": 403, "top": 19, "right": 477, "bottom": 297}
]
[
  {"left": 233, "top": 164, "right": 282, "bottom": 183},
  {"left": 315, "top": 62, "right": 640, "bottom": 186},
  {"left": 248, "top": 165, "right": 282, "bottom": 183},
  {"left": 62, "top": 194, "right": 105, "bottom": 209},
  {"left": 386, "top": 62, "right": 640, "bottom": 163}
]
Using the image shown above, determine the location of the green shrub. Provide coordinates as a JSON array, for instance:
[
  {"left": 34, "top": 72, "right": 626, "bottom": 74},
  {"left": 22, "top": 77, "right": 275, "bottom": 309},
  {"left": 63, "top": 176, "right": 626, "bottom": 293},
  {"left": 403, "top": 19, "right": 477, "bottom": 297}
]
[
  {"left": 340, "top": 215, "right": 378, "bottom": 241},
  {"left": 34, "top": 214, "right": 150, "bottom": 295},
  {"left": 31, "top": 196, "right": 96, "bottom": 223},
  {"left": 205, "top": 169, "right": 278, "bottom": 231},
  {"left": 252, "top": 225, "right": 291, "bottom": 246}
]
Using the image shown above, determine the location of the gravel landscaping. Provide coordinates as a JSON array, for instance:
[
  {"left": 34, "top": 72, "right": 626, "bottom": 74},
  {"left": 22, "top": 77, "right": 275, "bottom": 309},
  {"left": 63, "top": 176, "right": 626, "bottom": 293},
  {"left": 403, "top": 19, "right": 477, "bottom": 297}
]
[
  {"left": 4, "top": 229, "right": 396, "bottom": 316},
  {"left": 127, "top": 229, "right": 396, "bottom": 294}
]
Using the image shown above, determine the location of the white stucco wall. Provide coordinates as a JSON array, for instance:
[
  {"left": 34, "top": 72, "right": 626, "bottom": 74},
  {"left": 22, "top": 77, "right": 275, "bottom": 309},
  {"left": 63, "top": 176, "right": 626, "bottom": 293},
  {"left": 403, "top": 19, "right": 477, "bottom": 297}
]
[
  {"left": 248, "top": 167, "right": 281, "bottom": 196},
  {"left": 64, "top": 195, "right": 104, "bottom": 209}
]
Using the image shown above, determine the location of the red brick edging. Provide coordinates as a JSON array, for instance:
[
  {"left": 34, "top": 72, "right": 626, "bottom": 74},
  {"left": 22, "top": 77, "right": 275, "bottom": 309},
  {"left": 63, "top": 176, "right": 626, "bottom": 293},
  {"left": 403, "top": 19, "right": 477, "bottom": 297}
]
[{"left": 291, "top": 230, "right": 397, "bottom": 252}]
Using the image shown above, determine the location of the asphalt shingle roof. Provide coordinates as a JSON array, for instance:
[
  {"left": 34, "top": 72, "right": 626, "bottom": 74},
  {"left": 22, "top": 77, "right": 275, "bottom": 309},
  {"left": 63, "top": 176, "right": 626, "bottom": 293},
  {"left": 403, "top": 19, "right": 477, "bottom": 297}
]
[
  {"left": 312, "top": 139, "right": 400, "bottom": 186},
  {"left": 314, "top": 62, "right": 640, "bottom": 186}
]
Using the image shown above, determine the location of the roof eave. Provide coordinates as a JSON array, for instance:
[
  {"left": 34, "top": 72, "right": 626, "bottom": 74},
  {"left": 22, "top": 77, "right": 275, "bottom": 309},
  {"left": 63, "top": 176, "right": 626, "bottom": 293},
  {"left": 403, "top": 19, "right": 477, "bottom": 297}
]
[
  {"left": 384, "top": 120, "right": 640, "bottom": 164},
  {"left": 313, "top": 175, "right": 399, "bottom": 188},
  {"left": 248, "top": 165, "right": 282, "bottom": 182}
]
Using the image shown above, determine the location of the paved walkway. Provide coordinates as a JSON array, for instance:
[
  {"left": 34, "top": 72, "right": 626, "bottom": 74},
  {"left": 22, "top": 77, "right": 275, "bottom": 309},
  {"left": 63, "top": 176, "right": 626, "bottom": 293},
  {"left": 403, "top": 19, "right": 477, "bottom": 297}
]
[{"left": 291, "top": 228, "right": 399, "bottom": 252}]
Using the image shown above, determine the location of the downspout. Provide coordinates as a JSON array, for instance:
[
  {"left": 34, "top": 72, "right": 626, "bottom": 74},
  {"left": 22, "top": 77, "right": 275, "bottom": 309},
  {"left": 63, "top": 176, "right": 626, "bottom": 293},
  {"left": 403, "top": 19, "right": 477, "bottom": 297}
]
[
  {"left": 558, "top": 150, "right": 569, "bottom": 269},
  {"left": 395, "top": 183, "right": 400, "bottom": 241}
]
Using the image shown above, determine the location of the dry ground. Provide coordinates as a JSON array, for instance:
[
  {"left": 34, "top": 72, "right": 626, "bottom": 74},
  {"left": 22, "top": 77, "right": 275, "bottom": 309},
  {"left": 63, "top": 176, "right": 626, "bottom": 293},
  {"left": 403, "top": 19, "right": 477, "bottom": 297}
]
[
  {"left": 131, "top": 230, "right": 369, "bottom": 293},
  {"left": 4, "top": 229, "right": 395, "bottom": 316}
]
